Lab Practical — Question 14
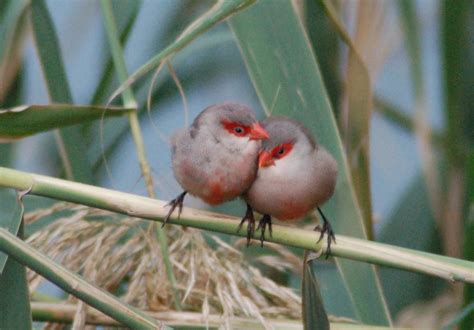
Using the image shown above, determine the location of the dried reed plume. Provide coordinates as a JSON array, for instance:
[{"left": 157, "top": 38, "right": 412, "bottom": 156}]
[{"left": 25, "top": 203, "right": 302, "bottom": 328}]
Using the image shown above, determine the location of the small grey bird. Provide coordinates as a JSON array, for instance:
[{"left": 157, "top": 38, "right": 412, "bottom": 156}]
[
  {"left": 164, "top": 102, "right": 269, "bottom": 225},
  {"left": 242, "top": 117, "right": 338, "bottom": 255}
]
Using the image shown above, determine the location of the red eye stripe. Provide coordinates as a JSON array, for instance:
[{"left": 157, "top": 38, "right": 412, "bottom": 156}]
[
  {"left": 271, "top": 143, "right": 294, "bottom": 159},
  {"left": 222, "top": 121, "right": 251, "bottom": 137}
]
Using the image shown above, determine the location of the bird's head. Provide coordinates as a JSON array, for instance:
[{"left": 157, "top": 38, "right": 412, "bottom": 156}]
[
  {"left": 193, "top": 103, "right": 269, "bottom": 146},
  {"left": 257, "top": 117, "right": 316, "bottom": 168}
]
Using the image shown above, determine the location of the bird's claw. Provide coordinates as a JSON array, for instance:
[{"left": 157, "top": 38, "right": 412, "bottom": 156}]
[
  {"left": 237, "top": 204, "right": 256, "bottom": 246},
  {"left": 257, "top": 214, "right": 272, "bottom": 247},
  {"left": 314, "top": 207, "right": 336, "bottom": 259},
  {"left": 162, "top": 191, "right": 187, "bottom": 228}
]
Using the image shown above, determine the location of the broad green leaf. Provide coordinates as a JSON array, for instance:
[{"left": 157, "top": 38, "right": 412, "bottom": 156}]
[
  {"left": 0, "top": 194, "right": 24, "bottom": 274},
  {"left": 312, "top": 262, "right": 358, "bottom": 319},
  {"left": 229, "top": 0, "right": 391, "bottom": 325},
  {"left": 305, "top": 0, "right": 341, "bottom": 113},
  {"left": 0, "top": 104, "right": 132, "bottom": 139},
  {"left": 441, "top": 3, "right": 474, "bottom": 328},
  {"left": 378, "top": 174, "right": 445, "bottom": 316},
  {"left": 0, "top": 143, "right": 24, "bottom": 273},
  {"left": 30, "top": 0, "right": 94, "bottom": 183},
  {"left": 0, "top": 0, "right": 28, "bottom": 61},
  {"left": 303, "top": 257, "right": 329, "bottom": 330},
  {"left": 442, "top": 0, "right": 474, "bottom": 160},
  {"left": 0, "top": 223, "right": 32, "bottom": 329}
]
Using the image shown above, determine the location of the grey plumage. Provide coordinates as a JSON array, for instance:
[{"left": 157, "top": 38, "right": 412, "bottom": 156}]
[
  {"left": 245, "top": 117, "right": 338, "bottom": 220},
  {"left": 171, "top": 102, "right": 263, "bottom": 205}
]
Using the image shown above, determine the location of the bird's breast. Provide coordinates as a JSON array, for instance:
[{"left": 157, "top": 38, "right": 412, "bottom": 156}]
[{"left": 173, "top": 137, "right": 259, "bottom": 204}]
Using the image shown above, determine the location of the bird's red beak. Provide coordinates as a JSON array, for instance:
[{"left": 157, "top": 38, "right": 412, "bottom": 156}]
[
  {"left": 258, "top": 150, "right": 275, "bottom": 167},
  {"left": 249, "top": 123, "right": 270, "bottom": 140}
]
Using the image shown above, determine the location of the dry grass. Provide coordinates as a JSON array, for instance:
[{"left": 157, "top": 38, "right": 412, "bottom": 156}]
[{"left": 25, "top": 203, "right": 302, "bottom": 328}]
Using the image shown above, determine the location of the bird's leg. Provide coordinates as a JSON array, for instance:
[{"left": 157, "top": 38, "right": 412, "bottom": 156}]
[
  {"left": 314, "top": 207, "right": 336, "bottom": 259},
  {"left": 237, "top": 203, "right": 256, "bottom": 246},
  {"left": 257, "top": 214, "right": 272, "bottom": 247},
  {"left": 162, "top": 191, "right": 187, "bottom": 228}
]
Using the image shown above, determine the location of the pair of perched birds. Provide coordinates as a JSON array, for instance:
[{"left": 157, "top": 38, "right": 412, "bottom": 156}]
[{"left": 164, "top": 102, "right": 338, "bottom": 255}]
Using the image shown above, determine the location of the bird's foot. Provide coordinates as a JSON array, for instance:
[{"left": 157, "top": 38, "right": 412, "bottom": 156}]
[
  {"left": 162, "top": 191, "right": 187, "bottom": 228},
  {"left": 257, "top": 214, "right": 272, "bottom": 247},
  {"left": 314, "top": 207, "right": 336, "bottom": 259},
  {"left": 237, "top": 204, "right": 256, "bottom": 246}
]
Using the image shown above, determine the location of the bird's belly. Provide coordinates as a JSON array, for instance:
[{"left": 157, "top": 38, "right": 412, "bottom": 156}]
[
  {"left": 246, "top": 179, "right": 318, "bottom": 221},
  {"left": 175, "top": 154, "right": 257, "bottom": 205}
]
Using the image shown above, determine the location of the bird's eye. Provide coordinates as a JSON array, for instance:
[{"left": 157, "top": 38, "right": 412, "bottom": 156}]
[
  {"left": 272, "top": 143, "right": 294, "bottom": 159},
  {"left": 222, "top": 121, "right": 250, "bottom": 137}
]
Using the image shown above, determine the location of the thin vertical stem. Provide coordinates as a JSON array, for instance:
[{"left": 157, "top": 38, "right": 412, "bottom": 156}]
[{"left": 100, "top": 0, "right": 181, "bottom": 310}]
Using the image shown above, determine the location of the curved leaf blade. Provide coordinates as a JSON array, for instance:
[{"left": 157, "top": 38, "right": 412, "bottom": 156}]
[
  {"left": 0, "top": 192, "right": 23, "bottom": 274},
  {"left": 229, "top": 0, "right": 391, "bottom": 325},
  {"left": 30, "top": 0, "right": 93, "bottom": 183},
  {"left": 0, "top": 0, "right": 28, "bottom": 102},
  {"left": 0, "top": 223, "right": 32, "bottom": 330},
  {"left": 303, "top": 256, "right": 330, "bottom": 330},
  {"left": 0, "top": 104, "right": 132, "bottom": 139}
]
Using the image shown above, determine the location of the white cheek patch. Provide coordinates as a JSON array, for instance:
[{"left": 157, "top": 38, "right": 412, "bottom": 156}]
[
  {"left": 219, "top": 133, "right": 259, "bottom": 155},
  {"left": 260, "top": 152, "right": 301, "bottom": 180}
]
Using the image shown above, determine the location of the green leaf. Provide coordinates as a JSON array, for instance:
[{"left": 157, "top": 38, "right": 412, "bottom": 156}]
[
  {"left": 0, "top": 104, "right": 132, "bottom": 139},
  {"left": 0, "top": 190, "right": 26, "bottom": 274},
  {"left": 441, "top": 3, "right": 474, "bottom": 328},
  {"left": 378, "top": 174, "right": 445, "bottom": 316},
  {"left": 0, "top": 223, "right": 32, "bottom": 329},
  {"left": 229, "top": 0, "right": 391, "bottom": 325},
  {"left": 30, "top": 0, "right": 94, "bottom": 183},
  {"left": 305, "top": 0, "right": 341, "bottom": 113},
  {"left": 303, "top": 256, "right": 329, "bottom": 330},
  {"left": 0, "top": 0, "right": 28, "bottom": 101},
  {"left": 0, "top": 0, "right": 28, "bottom": 61},
  {"left": 442, "top": 0, "right": 474, "bottom": 161}
]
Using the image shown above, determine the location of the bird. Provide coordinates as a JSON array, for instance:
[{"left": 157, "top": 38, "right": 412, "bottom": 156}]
[
  {"left": 242, "top": 116, "right": 338, "bottom": 257},
  {"left": 163, "top": 102, "right": 270, "bottom": 226}
]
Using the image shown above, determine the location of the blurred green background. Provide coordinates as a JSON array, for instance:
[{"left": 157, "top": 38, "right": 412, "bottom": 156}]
[{"left": 0, "top": 0, "right": 473, "bottom": 328}]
